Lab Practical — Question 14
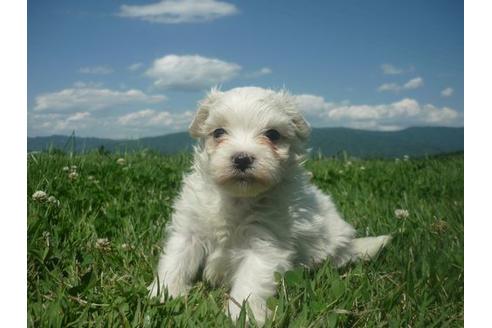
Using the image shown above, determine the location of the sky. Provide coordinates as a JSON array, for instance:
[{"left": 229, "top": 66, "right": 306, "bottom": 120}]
[{"left": 28, "top": 0, "right": 464, "bottom": 139}]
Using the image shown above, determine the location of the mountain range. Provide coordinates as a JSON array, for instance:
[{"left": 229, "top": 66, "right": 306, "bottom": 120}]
[{"left": 27, "top": 126, "right": 464, "bottom": 158}]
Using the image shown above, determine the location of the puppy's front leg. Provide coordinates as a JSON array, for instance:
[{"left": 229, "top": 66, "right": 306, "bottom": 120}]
[
  {"left": 148, "top": 231, "right": 204, "bottom": 301},
  {"left": 227, "top": 246, "right": 292, "bottom": 324}
]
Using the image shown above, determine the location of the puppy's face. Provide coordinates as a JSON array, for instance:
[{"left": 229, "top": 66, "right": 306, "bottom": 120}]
[{"left": 189, "top": 87, "right": 310, "bottom": 198}]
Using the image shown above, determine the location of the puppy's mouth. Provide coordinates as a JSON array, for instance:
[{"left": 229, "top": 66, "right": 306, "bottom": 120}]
[{"left": 217, "top": 169, "right": 268, "bottom": 186}]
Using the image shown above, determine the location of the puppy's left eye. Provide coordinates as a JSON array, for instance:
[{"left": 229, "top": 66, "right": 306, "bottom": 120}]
[
  {"left": 264, "top": 129, "right": 281, "bottom": 141},
  {"left": 213, "top": 128, "right": 226, "bottom": 139}
]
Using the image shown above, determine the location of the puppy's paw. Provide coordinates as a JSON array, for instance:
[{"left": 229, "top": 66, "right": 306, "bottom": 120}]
[
  {"left": 226, "top": 296, "right": 270, "bottom": 326},
  {"left": 226, "top": 296, "right": 244, "bottom": 322},
  {"left": 147, "top": 279, "right": 191, "bottom": 302},
  {"left": 147, "top": 279, "right": 165, "bottom": 302},
  {"left": 351, "top": 235, "right": 392, "bottom": 261}
]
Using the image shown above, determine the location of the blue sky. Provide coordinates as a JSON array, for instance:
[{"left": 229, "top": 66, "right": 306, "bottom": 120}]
[{"left": 28, "top": 0, "right": 464, "bottom": 138}]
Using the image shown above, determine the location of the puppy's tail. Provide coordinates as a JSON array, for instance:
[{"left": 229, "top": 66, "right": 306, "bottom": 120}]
[{"left": 350, "top": 235, "right": 392, "bottom": 262}]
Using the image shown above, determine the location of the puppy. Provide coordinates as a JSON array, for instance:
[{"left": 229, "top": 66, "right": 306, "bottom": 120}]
[{"left": 148, "top": 87, "right": 391, "bottom": 324}]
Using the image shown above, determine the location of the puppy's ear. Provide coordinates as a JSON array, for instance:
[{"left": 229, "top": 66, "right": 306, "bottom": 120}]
[
  {"left": 189, "top": 88, "right": 222, "bottom": 138},
  {"left": 188, "top": 107, "right": 209, "bottom": 139},
  {"left": 274, "top": 90, "right": 311, "bottom": 141},
  {"left": 291, "top": 112, "right": 311, "bottom": 141}
]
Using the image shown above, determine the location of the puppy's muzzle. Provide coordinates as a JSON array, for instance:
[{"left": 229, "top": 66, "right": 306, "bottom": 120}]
[{"left": 232, "top": 152, "right": 255, "bottom": 172}]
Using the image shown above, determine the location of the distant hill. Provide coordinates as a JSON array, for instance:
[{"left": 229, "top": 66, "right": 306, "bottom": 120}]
[
  {"left": 27, "top": 126, "right": 463, "bottom": 158},
  {"left": 27, "top": 132, "right": 195, "bottom": 154},
  {"left": 308, "top": 127, "right": 464, "bottom": 158}
]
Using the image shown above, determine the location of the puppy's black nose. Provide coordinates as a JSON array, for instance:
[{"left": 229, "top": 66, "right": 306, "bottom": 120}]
[{"left": 232, "top": 152, "right": 255, "bottom": 171}]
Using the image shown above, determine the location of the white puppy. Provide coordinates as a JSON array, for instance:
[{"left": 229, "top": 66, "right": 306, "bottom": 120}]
[{"left": 148, "top": 87, "right": 391, "bottom": 324}]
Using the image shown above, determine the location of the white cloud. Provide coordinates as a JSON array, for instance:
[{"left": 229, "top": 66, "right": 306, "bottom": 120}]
[
  {"left": 422, "top": 104, "right": 458, "bottom": 123},
  {"left": 78, "top": 66, "right": 113, "bottom": 75},
  {"left": 34, "top": 85, "right": 166, "bottom": 112},
  {"left": 441, "top": 87, "right": 454, "bottom": 97},
  {"left": 145, "top": 54, "right": 241, "bottom": 91},
  {"left": 245, "top": 67, "right": 272, "bottom": 78},
  {"left": 294, "top": 94, "right": 461, "bottom": 130},
  {"left": 66, "top": 112, "right": 91, "bottom": 122},
  {"left": 28, "top": 108, "right": 193, "bottom": 138},
  {"left": 72, "top": 81, "right": 104, "bottom": 88},
  {"left": 378, "top": 77, "right": 424, "bottom": 92},
  {"left": 29, "top": 112, "right": 96, "bottom": 135},
  {"left": 377, "top": 82, "right": 401, "bottom": 92},
  {"left": 403, "top": 77, "right": 424, "bottom": 90},
  {"left": 327, "top": 98, "right": 421, "bottom": 121},
  {"left": 117, "top": 109, "right": 193, "bottom": 128},
  {"left": 128, "top": 62, "right": 144, "bottom": 71},
  {"left": 295, "top": 94, "right": 338, "bottom": 115},
  {"left": 381, "top": 64, "right": 404, "bottom": 75},
  {"left": 118, "top": 0, "right": 238, "bottom": 24}
]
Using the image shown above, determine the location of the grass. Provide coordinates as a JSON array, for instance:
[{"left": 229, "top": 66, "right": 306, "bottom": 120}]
[{"left": 27, "top": 151, "right": 463, "bottom": 327}]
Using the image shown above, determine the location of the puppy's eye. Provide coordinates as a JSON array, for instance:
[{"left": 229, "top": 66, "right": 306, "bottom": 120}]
[
  {"left": 264, "top": 129, "right": 281, "bottom": 141},
  {"left": 213, "top": 128, "right": 226, "bottom": 139}
]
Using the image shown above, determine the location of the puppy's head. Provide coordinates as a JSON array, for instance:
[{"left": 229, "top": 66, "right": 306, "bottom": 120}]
[{"left": 189, "top": 87, "right": 310, "bottom": 197}]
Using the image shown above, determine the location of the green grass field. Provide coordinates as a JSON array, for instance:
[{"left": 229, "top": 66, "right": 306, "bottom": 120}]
[{"left": 27, "top": 151, "right": 464, "bottom": 327}]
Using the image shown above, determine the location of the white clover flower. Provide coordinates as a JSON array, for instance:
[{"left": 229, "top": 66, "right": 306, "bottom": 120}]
[
  {"left": 345, "top": 161, "right": 352, "bottom": 166},
  {"left": 394, "top": 209, "right": 409, "bottom": 219},
  {"left": 95, "top": 238, "right": 111, "bottom": 251},
  {"left": 47, "top": 196, "right": 60, "bottom": 206},
  {"left": 338, "top": 170, "right": 344, "bottom": 174},
  {"left": 88, "top": 175, "right": 95, "bottom": 181},
  {"left": 360, "top": 166, "right": 366, "bottom": 170},
  {"left": 32, "top": 190, "right": 48, "bottom": 202},
  {"left": 62, "top": 166, "right": 69, "bottom": 172},
  {"left": 71, "top": 165, "right": 78, "bottom": 170},
  {"left": 431, "top": 218, "right": 448, "bottom": 233},
  {"left": 306, "top": 171, "right": 314, "bottom": 180},
  {"left": 68, "top": 171, "right": 79, "bottom": 180},
  {"left": 121, "top": 243, "right": 134, "bottom": 251},
  {"left": 116, "top": 158, "right": 126, "bottom": 165},
  {"left": 42, "top": 231, "right": 51, "bottom": 247},
  {"left": 403, "top": 155, "right": 410, "bottom": 161}
]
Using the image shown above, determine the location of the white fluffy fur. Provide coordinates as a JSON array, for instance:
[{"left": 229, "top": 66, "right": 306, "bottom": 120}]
[{"left": 148, "top": 87, "right": 391, "bottom": 324}]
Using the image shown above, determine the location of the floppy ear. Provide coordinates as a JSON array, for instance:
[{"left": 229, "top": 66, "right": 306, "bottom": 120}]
[
  {"left": 274, "top": 90, "right": 311, "bottom": 141},
  {"left": 188, "top": 107, "right": 209, "bottom": 139},
  {"left": 291, "top": 112, "right": 311, "bottom": 141},
  {"left": 188, "top": 89, "right": 222, "bottom": 139}
]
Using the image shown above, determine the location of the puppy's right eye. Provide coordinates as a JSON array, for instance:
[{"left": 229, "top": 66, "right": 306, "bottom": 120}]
[
  {"left": 264, "top": 129, "right": 281, "bottom": 142},
  {"left": 213, "top": 128, "right": 226, "bottom": 139}
]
